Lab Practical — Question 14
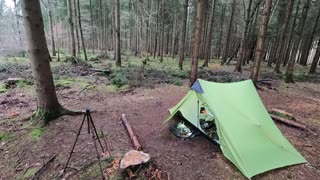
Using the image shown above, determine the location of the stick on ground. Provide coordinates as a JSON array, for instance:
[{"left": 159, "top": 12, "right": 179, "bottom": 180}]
[{"left": 121, "top": 114, "right": 142, "bottom": 151}]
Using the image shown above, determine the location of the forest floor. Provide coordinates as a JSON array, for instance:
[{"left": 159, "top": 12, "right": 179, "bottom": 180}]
[{"left": 0, "top": 53, "right": 320, "bottom": 179}]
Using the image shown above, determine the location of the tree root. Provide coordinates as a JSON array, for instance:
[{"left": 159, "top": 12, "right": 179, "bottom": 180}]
[{"left": 30, "top": 105, "right": 84, "bottom": 126}]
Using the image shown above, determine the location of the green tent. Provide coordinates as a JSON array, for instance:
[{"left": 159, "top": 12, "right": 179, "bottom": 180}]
[{"left": 164, "top": 79, "right": 306, "bottom": 179}]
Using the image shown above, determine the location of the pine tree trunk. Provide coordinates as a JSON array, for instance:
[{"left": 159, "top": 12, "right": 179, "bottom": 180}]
[
  {"left": 309, "top": 39, "right": 320, "bottom": 74},
  {"left": 190, "top": 0, "right": 205, "bottom": 86},
  {"left": 89, "top": 0, "right": 95, "bottom": 54},
  {"left": 67, "top": 0, "right": 76, "bottom": 58},
  {"left": 274, "top": 0, "right": 294, "bottom": 73},
  {"left": 203, "top": 0, "right": 216, "bottom": 67},
  {"left": 299, "top": 3, "right": 320, "bottom": 66},
  {"left": 159, "top": 0, "right": 165, "bottom": 62},
  {"left": 178, "top": 0, "right": 189, "bottom": 70},
  {"left": 115, "top": 0, "right": 121, "bottom": 66},
  {"left": 221, "top": 0, "right": 236, "bottom": 65},
  {"left": 217, "top": 4, "right": 226, "bottom": 59},
  {"left": 48, "top": 0, "right": 56, "bottom": 57},
  {"left": 74, "top": 0, "right": 80, "bottom": 56},
  {"left": 13, "top": 0, "right": 22, "bottom": 47},
  {"left": 235, "top": 0, "right": 252, "bottom": 72},
  {"left": 21, "top": 0, "right": 62, "bottom": 125},
  {"left": 77, "top": 0, "right": 87, "bottom": 60},
  {"left": 250, "top": 0, "right": 272, "bottom": 84},
  {"left": 282, "top": 0, "right": 301, "bottom": 67},
  {"left": 285, "top": 0, "right": 311, "bottom": 83}
]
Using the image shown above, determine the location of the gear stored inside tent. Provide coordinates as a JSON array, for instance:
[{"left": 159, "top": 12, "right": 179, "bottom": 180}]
[{"left": 163, "top": 79, "right": 306, "bottom": 179}]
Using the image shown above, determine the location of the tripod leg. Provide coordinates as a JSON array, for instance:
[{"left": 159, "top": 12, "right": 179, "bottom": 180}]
[
  {"left": 63, "top": 114, "right": 87, "bottom": 173},
  {"left": 87, "top": 112, "right": 91, "bottom": 134},
  {"left": 88, "top": 113, "right": 105, "bottom": 152},
  {"left": 90, "top": 122, "right": 105, "bottom": 180}
]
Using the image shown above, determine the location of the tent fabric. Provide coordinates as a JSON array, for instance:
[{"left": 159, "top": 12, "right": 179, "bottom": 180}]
[{"left": 164, "top": 79, "right": 306, "bottom": 179}]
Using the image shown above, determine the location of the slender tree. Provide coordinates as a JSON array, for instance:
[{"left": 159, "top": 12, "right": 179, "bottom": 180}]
[
  {"left": 21, "top": 0, "right": 78, "bottom": 125},
  {"left": 203, "top": 0, "right": 216, "bottom": 67},
  {"left": 115, "top": 0, "right": 121, "bottom": 66},
  {"left": 178, "top": 0, "right": 189, "bottom": 70},
  {"left": 274, "top": 0, "right": 295, "bottom": 73},
  {"left": 235, "top": 0, "right": 252, "bottom": 72},
  {"left": 47, "top": 0, "right": 56, "bottom": 56},
  {"left": 285, "top": 0, "right": 311, "bottom": 83},
  {"left": 250, "top": 0, "right": 273, "bottom": 84},
  {"left": 190, "top": 0, "right": 205, "bottom": 86},
  {"left": 221, "top": 0, "right": 236, "bottom": 65},
  {"left": 309, "top": 39, "right": 320, "bottom": 74},
  {"left": 299, "top": 2, "right": 320, "bottom": 66},
  {"left": 89, "top": 0, "right": 95, "bottom": 54},
  {"left": 77, "top": 0, "right": 87, "bottom": 60},
  {"left": 67, "top": 0, "right": 76, "bottom": 58}
]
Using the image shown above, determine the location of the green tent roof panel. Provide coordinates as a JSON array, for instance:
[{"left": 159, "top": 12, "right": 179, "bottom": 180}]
[{"left": 164, "top": 79, "right": 306, "bottom": 179}]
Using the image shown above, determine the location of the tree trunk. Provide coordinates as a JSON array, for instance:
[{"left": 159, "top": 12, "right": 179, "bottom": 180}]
[
  {"left": 282, "top": 0, "right": 301, "bottom": 67},
  {"left": 235, "top": 0, "right": 252, "bottom": 72},
  {"left": 74, "top": 0, "right": 80, "bottom": 56},
  {"left": 178, "top": 0, "right": 189, "bottom": 70},
  {"left": 115, "top": 0, "right": 121, "bottom": 66},
  {"left": 159, "top": 0, "right": 165, "bottom": 62},
  {"left": 203, "top": 0, "right": 216, "bottom": 67},
  {"left": 274, "top": 0, "right": 294, "bottom": 73},
  {"left": 153, "top": 0, "right": 160, "bottom": 59},
  {"left": 190, "top": 0, "right": 205, "bottom": 86},
  {"left": 309, "top": 39, "right": 320, "bottom": 74},
  {"left": 221, "top": 0, "right": 236, "bottom": 65},
  {"left": 77, "top": 0, "right": 87, "bottom": 60},
  {"left": 250, "top": 0, "right": 272, "bottom": 84},
  {"left": 13, "top": 0, "right": 22, "bottom": 47},
  {"left": 217, "top": 3, "right": 226, "bottom": 59},
  {"left": 48, "top": 0, "right": 56, "bottom": 57},
  {"left": 21, "top": 0, "right": 62, "bottom": 125},
  {"left": 299, "top": 3, "right": 320, "bottom": 66},
  {"left": 89, "top": 0, "right": 95, "bottom": 54},
  {"left": 285, "top": 0, "right": 311, "bottom": 83},
  {"left": 67, "top": 0, "right": 76, "bottom": 58}
]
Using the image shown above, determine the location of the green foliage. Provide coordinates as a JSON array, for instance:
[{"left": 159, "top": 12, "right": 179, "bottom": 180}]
[
  {"left": 169, "top": 77, "right": 182, "bottom": 86},
  {"left": 30, "top": 128, "right": 44, "bottom": 140},
  {"left": 110, "top": 70, "right": 129, "bottom": 88},
  {"left": 0, "top": 82, "right": 6, "bottom": 93},
  {"left": 55, "top": 78, "right": 74, "bottom": 88},
  {"left": 0, "top": 133, "right": 11, "bottom": 142},
  {"left": 16, "top": 79, "right": 33, "bottom": 88},
  {"left": 15, "top": 167, "right": 38, "bottom": 179}
]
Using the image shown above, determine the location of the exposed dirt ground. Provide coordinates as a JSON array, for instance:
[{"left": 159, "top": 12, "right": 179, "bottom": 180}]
[{"left": 0, "top": 61, "right": 320, "bottom": 179}]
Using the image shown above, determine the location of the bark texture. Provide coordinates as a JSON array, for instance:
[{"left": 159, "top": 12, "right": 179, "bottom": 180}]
[
  {"left": 22, "top": 0, "right": 61, "bottom": 125},
  {"left": 285, "top": 0, "right": 311, "bottom": 83},
  {"left": 178, "top": 0, "right": 189, "bottom": 70},
  {"left": 250, "top": 0, "right": 272, "bottom": 84},
  {"left": 190, "top": 0, "right": 205, "bottom": 86},
  {"left": 115, "top": 0, "right": 121, "bottom": 66}
]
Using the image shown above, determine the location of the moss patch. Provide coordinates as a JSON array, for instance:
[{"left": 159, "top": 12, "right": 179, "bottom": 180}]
[
  {"left": 0, "top": 82, "right": 6, "bottom": 93},
  {"left": 30, "top": 128, "right": 44, "bottom": 140},
  {"left": 54, "top": 78, "right": 74, "bottom": 88},
  {"left": 0, "top": 133, "right": 12, "bottom": 142},
  {"left": 15, "top": 167, "right": 38, "bottom": 179}
]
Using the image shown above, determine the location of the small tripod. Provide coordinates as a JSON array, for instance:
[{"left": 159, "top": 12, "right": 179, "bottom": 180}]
[{"left": 63, "top": 109, "right": 105, "bottom": 179}]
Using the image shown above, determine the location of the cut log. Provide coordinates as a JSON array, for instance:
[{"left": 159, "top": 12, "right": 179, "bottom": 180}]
[
  {"left": 120, "top": 150, "right": 150, "bottom": 170},
  {"left": 121, "top": 114, "right": 142, "bottom": 151},
  {"left": 270, "top": 114, "right": 306, "bottom": 130}
]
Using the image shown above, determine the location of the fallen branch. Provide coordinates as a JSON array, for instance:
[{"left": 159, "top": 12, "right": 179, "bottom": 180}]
[
  {"left": 89, "top": 68, "right": 111, "bottom": 74},
  {"left": 270, "top": 114, "right": 306, "bottom": 130},
  {"left": 31, "top": 154, "right": 57, "bottom": 180},
  {"left": 121, "top": 114, "right": 142, "bottom": 151}
]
